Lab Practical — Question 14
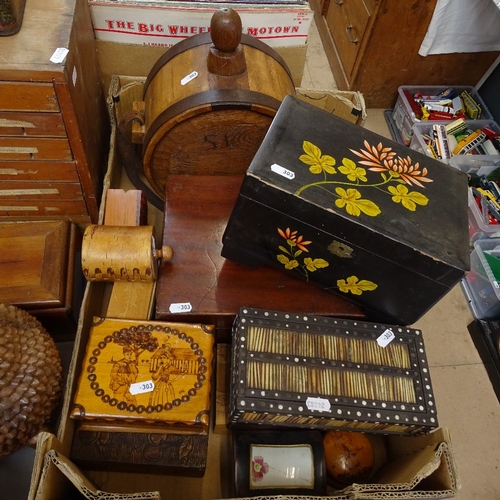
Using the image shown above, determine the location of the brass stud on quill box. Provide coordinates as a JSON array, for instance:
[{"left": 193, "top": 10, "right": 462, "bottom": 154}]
[
  {"left": 229, "top": 307, "right": 437, "bottom": 435},
  {"left": 70, "top": 317, "right": 215, "bottom": 434}
]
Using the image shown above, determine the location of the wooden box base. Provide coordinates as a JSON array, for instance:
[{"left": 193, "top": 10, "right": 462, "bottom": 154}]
[{"left": 70, "top": 427, "right": 209, "bottom": 476}]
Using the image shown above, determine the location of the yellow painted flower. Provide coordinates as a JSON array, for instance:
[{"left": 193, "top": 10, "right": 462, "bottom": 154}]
[
  {"left": 304, "top": 257, "right": 329, "bottom": 272},
  {"left": 338, "top": 158, "right": 367, "bottom": 182},
  {"left": 277, "top": 255, "right": 299, "bottom": 269},
  {"left": 388, "top": 184, "right": 429, "bottom": 211},
  {"left": 300, "top": 141, "right": 336, "bottom": 175},
  {"left": 335, "top": 187, "right": 381, "bottom": 217},
  {"left": 337, "top": 276, "right": 378, "bottom": 295}
]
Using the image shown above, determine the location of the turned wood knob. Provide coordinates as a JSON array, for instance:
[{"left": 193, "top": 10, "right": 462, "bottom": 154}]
[
  {"left": 210, "top": 8, "right": 242, "bottom": 53},
  {"left": 156, "top": 245, "right": 174, "bottom": 263},
  {"left": 207, "top": 8, "right": 246, "bottom": 76}
]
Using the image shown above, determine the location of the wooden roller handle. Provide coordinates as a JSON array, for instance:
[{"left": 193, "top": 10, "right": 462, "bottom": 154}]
[
  {"left": 81, "top": 225, "right": 173, "bottom": 283},
  {"left": 207, "top": 8, "right": 246, "bottom": 76}
]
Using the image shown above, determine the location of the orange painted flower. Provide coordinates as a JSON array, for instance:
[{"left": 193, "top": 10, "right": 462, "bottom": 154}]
[
  {"left": 278, "top": 227, "right": 312, "bottom": 252},
  {"left": 350, "top": 140, "right": 433, "bottom": 188},
  {"left": 278, "top": 227, "right": 297, "bottom": 241}
]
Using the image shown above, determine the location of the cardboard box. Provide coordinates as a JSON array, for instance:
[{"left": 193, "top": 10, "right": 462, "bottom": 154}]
[
  {"left": 89, "top": 1, "right": 312, "bottom": 48},
  {"left": 296, "top": 88, "right": 367, "bottom": 126},
  {"left": 90, "top": 1, "right": 310, "bottom": 89},
  {"left": 95, "top": 40, "right": 307, "bottom": 91},
  {"left": 27, "top": 76, "right": 460, "bottom": 500}
]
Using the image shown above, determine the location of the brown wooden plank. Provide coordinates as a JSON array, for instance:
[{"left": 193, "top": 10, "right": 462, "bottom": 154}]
[
  {"left": 103, "top": 189, "right": 155, "bottom": 320},
  {"left": 103, "top": 189, "right": 147, "bottom": 226}
]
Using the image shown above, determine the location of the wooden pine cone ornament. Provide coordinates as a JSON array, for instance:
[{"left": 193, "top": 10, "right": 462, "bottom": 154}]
[{"left": 0, "top": 304, "right": 63, "bottom": 457}]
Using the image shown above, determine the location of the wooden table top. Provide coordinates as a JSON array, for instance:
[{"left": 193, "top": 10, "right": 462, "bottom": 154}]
[{"left": 155, "top": 175, "right": 363, "bottom": 342}]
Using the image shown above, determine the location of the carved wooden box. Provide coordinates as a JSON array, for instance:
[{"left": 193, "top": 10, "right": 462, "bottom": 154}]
[
  {"left": 70, "top": 429, "right": 209, "bottom": 476},
  {"left": 70, "top": 317, "right": 215, "bottom": 434},
  {"left": 229, "top": 307, "right": 438, "bottom": 435},
  {"left": 221, "top": 95, "right": 470, "bottom": 325}
]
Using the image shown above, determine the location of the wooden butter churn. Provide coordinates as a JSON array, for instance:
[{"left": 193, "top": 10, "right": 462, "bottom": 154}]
[{"left": 118, "top": 8, "right": 296, "bottom": 209}]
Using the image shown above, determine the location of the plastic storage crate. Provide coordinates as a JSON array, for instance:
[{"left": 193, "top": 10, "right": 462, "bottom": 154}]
[
  {"left": 392, "top": 85, "right": 494, "bottom": 146},
  {"left": 449, "top": 156, "right": 500, "bottom": 242},
  {"left": 462, "top": 238, "right": 500, "bottom": 319},
  {"left": 409, "top": 119, "right": 500, "bottom": 162}
]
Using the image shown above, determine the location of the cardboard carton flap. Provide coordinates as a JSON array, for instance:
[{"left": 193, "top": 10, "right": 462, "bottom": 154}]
[
  {"left": 36, "top": 449, "right": 162, "bottom": 500},
  {"left": 296, "top": 89, "right": 367, "bottom": 125},
  {"left": 363, "top": 442, "right": 444, "bottom": 489},
  {"left": 346, "top": 441, "right": 457, "bottom": 497}
]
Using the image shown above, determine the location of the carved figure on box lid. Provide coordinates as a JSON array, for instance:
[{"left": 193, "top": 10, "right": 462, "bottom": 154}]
[{"left": 71, "top": 317, "right": 215, "bottom": 433}]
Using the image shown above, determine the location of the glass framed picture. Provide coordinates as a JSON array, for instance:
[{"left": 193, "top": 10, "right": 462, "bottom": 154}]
[{"left": 232, "top": 430, "right": 326, "bottom": 497}]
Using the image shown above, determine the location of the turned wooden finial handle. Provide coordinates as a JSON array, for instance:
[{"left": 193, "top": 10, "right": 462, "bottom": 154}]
[{"left": 210, "top": 8, "right": 242, "bottom": 53}]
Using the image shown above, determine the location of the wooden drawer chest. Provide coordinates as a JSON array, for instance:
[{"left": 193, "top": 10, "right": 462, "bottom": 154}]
[
  {"left": 313, "top": 0, "right": 500, "bottom": 108},
  {"left": 0, "top": 0, "right": 109, "bottom": 226}
]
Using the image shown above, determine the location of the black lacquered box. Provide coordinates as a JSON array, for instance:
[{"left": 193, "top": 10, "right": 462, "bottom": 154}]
[
  {"left": 221, "top": 95, "right": 470, "bottom": 325},
  {"left": 229, "top": 307, "right": 437, "bottom": 435}
]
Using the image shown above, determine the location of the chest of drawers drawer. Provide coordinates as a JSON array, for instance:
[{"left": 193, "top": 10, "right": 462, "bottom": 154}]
[
  {"left": 0, "top": 136, "right": 72, "bottom": 161},
  {"left": 0, "top": 0, "right": 110, "bottom": 225},
  {"left": 0, "top": 161, "right": 80, "bottom": 182},
  {"left": 0, "top": 181, "right": 84, "bottom": 200},
  {"left": 324, "top": 0, "right": 371, "bottom": 76},
  {"left": 0, "top": 82, "right": 59, "bottom": 112},
  {"left": 0, "top": 111, "right": 66, "bottom": 137},
  {"left": 0, "top": 199, "right": 89, "bottom": 218}
]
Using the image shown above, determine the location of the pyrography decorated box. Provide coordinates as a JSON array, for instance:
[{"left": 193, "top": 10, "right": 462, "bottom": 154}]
[
  {"left": 221, "top": 95, "right": 470, "bottom": 325},
  {"left": 70, "top": 316, "right": 215, "bottom": 434},
  {"left": 229, "top": 307, "right": 438, "bottom": 435}
]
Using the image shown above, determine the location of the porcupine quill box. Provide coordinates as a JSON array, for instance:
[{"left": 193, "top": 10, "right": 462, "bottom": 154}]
[
  {"left": 229, "top": 307, "right": 438, "bottom": 435},
  {"left": 70, "top": 316, "right": 215, "bottom": 434},
  {"left": 221, "top": 95, "right": 470, "bottom": 325}
]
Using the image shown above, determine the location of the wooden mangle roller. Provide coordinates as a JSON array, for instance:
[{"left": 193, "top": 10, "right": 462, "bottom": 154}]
[
  {"left": 118, "top": 7, "right": 296, "bottom": 209},
  {"left": 81, "top": 225, "right": 173, "bottom": 283}
]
